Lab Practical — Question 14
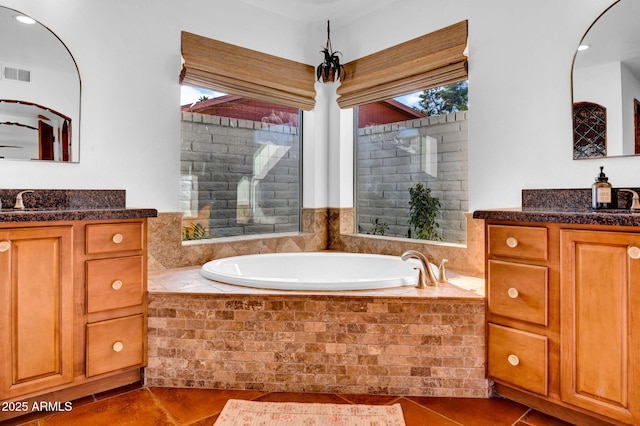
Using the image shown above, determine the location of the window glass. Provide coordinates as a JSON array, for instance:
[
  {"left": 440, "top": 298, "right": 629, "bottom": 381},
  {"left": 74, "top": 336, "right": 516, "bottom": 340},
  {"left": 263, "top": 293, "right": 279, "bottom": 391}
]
[
  {"left": 180, "top": 85, "right": 301, "bottom": 240},
  {"left": 355, "top": 82, "right": 468, "bottom": 244}
]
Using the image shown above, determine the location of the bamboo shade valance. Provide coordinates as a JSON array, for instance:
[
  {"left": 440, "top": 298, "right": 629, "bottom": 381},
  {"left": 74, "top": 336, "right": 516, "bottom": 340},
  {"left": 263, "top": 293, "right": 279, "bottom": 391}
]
[
  {"left": 180, "top": 31, "right": 316, "bottom": 110},
  {"left": 336, "top": 21, "right": 468, "bottom": 109}
]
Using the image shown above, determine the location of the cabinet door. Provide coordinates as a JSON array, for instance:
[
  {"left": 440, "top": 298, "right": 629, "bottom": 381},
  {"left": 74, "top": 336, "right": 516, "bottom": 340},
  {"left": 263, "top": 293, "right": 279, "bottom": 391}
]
[
  {"left": 0, "top": 226, "right": 74, "bottom": 399},
  {"left": 560, "top": 230, "right": 640, "bottom": 424}
]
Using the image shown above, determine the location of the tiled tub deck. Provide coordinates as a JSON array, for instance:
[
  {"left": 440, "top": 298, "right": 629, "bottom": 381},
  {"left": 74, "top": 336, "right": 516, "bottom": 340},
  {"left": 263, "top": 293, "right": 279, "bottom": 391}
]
[{"left": 146, "top": 267, "right": 489, "bottom": 398}]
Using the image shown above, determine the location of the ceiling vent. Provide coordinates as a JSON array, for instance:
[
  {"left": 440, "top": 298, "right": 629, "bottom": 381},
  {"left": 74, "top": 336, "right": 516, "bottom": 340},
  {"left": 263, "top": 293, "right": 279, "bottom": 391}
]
[{"left": 2, "top": 65, "right": 31, "bottom": 82}]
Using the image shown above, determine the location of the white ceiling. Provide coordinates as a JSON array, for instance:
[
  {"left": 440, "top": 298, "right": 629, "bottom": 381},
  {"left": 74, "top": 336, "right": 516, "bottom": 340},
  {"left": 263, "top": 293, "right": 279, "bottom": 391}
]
[
  {"left": 236, "top": 0, "right": 401, "bottom": 27},
  {"left": 573, "top": 0, "right": 640, "bottom": 81}
]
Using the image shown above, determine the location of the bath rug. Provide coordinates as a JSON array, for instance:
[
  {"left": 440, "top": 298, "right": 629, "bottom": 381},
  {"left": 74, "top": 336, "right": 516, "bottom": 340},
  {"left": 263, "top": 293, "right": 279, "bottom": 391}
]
[{"left": 214, "top": 399, "right": 406, "bottom": 425}]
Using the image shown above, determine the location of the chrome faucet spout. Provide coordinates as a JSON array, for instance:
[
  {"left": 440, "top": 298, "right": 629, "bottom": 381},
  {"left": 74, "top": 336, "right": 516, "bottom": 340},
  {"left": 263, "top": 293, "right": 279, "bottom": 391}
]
[
  {"left": 401, "top": 250, "right": 439, "bottom": 288},
  {"left": 14, "top": 190, "right": 34, "bottom": 209}
]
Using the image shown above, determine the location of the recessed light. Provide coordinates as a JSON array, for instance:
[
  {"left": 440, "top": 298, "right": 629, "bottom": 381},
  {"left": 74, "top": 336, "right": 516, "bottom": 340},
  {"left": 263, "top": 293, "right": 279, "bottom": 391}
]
[
  {"left": 14, "top": 15, "right": 36, "bottom": 25},
  {"left": 578, "top": 44, "right": 590, "bottom": 51}
]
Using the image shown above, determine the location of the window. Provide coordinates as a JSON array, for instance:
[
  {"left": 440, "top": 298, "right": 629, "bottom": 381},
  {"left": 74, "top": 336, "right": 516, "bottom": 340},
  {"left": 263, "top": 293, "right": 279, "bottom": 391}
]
[
  {"left": 355, "top": 82, "right": 468, "bottom": 244},
  {"left": 180, "top": 87, "right": 301, "bottom": 240},
  {"left": 340, "top": 21, "right": 469, "bottom": 244},
  {"left": 179, "top": 32, "right": 313, "bottom": 240}
]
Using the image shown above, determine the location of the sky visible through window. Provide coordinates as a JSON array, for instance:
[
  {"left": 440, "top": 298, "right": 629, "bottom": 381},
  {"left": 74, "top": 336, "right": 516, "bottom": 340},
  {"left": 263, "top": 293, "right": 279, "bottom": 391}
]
[
  {"left": 180, "top": 85, "right": 423, "bottom": 109},
  {"left": 180, "top": 85, "right": 225, "bottom": 106}
]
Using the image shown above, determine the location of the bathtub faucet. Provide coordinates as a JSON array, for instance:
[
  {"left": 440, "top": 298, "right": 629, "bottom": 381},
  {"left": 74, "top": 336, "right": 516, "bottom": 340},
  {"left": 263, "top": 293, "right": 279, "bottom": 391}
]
[{"left": 400, "top": 250, "right": 448, "bottom": 288}]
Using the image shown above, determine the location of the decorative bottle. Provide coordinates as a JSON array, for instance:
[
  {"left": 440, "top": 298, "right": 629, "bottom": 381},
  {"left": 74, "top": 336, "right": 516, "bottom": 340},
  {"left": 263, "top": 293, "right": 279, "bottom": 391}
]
[{"left": 592, "top": 166, "right": 612, "bottom": 209}]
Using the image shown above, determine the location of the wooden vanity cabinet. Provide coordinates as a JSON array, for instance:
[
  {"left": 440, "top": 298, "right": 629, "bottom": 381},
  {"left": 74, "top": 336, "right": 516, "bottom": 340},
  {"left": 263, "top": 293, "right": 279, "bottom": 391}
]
[
  {"left": 82, "top": 222, "right": 147, "bottom": 378},
  {"left": 0, "top": 218, "right": 148, "bottom": 421},
  {"left": 486, "top": 224, "right": 551, "bottom": 398},
  {"left": 560, "top": 229, "right": 640, "bottom": 424},
  {"left": 485, "top": 221, "right": 640, "bottom": 426},
  {"left": 0, "top": 226, "right": 74, "bottom": 399}
]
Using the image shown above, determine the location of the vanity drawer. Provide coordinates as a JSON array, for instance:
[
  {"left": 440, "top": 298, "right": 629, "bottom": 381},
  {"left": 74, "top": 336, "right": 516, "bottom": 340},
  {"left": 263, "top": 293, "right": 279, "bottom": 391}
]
[
  {"left": 86, "top": 222, "right": 143, "bottom": 254},
  {"left": 488, "top": 260, "right": 548, "bottom": 325},
  {"left": 86, "top": 256, "right": 144, "bottom": 313},
  {"left": 86, "top": 314, "right": 144, "bottom": 377},
  {"left": 488, "top": 225, "right": 548, "bottom": 261},
  {"left": 488, "top": 323, "right": 548, "bottom": 396}
]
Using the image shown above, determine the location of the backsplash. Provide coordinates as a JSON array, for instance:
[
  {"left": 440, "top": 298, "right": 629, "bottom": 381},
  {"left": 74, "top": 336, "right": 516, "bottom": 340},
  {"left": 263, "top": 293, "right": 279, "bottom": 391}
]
[
  {"left": 0, "top": 189, "right": 126, "bottom": 210},
  {"left": 522, "top": 188, "right": 640, "bottom": 211}
]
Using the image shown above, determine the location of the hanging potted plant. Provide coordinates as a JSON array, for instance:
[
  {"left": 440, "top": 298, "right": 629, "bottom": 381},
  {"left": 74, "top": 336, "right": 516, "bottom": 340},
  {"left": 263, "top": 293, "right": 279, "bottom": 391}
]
[{"left": 316, "top": 20, "right": 345, "bottom": 83}]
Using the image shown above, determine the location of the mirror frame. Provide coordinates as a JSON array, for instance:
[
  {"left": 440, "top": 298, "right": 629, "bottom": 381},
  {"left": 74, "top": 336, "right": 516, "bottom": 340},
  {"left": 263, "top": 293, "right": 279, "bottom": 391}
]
[
  {"left": 571, "top": 0, "right": 640, "bottom": 159},
  {"left": 0, "top": 6, "right": 81, "bottom": 162}
]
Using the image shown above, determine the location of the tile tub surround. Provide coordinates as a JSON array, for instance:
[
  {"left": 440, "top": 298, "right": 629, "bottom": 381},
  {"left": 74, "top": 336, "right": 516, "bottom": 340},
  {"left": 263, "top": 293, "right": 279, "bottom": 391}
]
[
  {"left": 148, "top": 208, "right": 485, "bottom": 277},
  {"left": 148, "top": 208, "right": 329, "bottom": 270},
  {"left": 331, "top": 210, "right": 485, "bottom": 278},
  {"left": 146, "top": 268, "right": 488, "bottom": 397}
]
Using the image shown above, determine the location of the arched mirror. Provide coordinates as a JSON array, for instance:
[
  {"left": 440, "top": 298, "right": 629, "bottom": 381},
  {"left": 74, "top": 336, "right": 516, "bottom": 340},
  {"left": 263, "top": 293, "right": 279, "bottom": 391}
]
[
  {"left": 0, "top": 7, "right": 80, "bottom": 162},
  {"left": 572, "top": 0, "right": 640, "bottom": 159}
]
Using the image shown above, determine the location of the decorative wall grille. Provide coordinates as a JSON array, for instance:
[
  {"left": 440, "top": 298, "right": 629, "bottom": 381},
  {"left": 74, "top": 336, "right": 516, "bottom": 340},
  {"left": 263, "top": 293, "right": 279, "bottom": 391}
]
[{"left": 573, "top": 102, "right": 606, "bottom": 159}]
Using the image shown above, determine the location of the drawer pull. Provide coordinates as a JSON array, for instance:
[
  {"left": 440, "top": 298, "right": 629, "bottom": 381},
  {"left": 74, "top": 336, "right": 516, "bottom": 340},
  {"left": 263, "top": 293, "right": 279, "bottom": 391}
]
[
  {"left": 111, "top": 280, "right": 123, "bottom": 290},
  {"left": 506, "top": 237, "right": 518, "bottom": 248},
  {"left": 112, "top": 233, "right": 124, "bottom": 244},
  {"left": 112, "top": 341, "right": 124, "bottom": 352},
  {"left": 507, "top": 354, "right": 520, "bottom": 366},
  {"left": 0, "top": 241, "right": 10, "bottom": 252},
  {"left": 628, "top": 246, "right": 640, "bottom": 260},
  {"left": 507, "top": 287, "right": 519, "bottom": 299}
]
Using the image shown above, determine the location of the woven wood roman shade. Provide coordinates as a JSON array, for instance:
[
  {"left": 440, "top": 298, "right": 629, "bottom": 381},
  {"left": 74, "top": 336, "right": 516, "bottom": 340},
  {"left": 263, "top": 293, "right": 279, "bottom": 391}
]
[
  {"left": 180, "top": 31, "right": 316, "bottom": 110},
  {"left": 336, "top": 21, "right": 468, "bottom": 109}
]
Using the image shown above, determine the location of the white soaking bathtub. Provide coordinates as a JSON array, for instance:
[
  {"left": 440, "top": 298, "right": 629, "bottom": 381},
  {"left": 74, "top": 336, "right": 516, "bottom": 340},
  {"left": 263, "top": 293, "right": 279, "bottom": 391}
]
[{"left": 200, "top": 252, "right": 420, "bottom": 291}]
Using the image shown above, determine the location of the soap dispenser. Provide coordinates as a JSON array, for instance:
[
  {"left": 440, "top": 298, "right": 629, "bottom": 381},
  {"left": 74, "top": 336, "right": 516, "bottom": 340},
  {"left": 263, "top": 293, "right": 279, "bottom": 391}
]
[{"left": 592, "top": 166, "right": 612, "bottom": 209}]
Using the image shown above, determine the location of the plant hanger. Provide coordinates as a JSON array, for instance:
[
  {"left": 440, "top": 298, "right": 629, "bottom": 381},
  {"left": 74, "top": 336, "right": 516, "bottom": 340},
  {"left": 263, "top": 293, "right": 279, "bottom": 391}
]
[{"left": 316, "top": 20, "right": 345, "bottom": 82}]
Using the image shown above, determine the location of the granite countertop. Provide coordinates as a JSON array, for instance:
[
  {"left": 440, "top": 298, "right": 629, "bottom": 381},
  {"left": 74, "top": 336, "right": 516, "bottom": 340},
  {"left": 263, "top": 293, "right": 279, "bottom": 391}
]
[
  {"left": 0, "top": 189, "right": 157, "bottom": 223},
  {"left": 472, "top": 207, "right": 640, "bottom": 227},
  {"left": 473, "top": 188, "right": 640, "bottom": 227},
  {"left": 0, "top": 207, "right": 158, "bottom": 223}
]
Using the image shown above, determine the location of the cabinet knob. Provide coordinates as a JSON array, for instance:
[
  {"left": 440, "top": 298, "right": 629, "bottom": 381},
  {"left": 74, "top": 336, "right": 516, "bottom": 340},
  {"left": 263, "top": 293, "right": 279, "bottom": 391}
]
[
  {"left": 112, "top": 341, "right": 124, "bottom": 352},
  {"left": 111, "top": 280, "right": 123, "bottom": 290},
  {"left": 112, "top": 233, "right": 124, "bottom": 244},
  {"left": 507, "top": 354, "right": 520, "bottom": 366},
  {"left": 628, "top": 246, "right": 640, "bottom": 260},
  {"left": 507, "top": 287, "right": 519, "bottom": 299},
  {"left": 506, "top": 237, "right": 518, "bottom": 248},
  {"left": 0, "top": 241, "right": 10, "bottom": 252}
]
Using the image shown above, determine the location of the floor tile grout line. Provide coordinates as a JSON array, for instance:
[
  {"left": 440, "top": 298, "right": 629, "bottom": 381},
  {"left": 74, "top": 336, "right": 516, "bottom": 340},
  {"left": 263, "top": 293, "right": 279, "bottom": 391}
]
[
  {"left": 337, "top": 394, "right": 405, "bottom": 406},
  {"left": 335, "top": 394, "right": 358, "bottom": 404},
  {"left": 511, "top": 407, "right": 532, "bottom": 426},
  {"left": 145, "top": 387, "right": 181, "bottom": 426},
  {"left": 249, "top": 391, "right": 271, "bottom": 402},
  {"left": 399, "top": 397, "right": 465, "bottom": 426},
  {"left": 146, "top": 387, "right": 271, "bottom": 425}
]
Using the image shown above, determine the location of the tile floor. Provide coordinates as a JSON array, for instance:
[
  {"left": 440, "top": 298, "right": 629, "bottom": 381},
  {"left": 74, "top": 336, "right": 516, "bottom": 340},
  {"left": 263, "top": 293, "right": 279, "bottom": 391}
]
[{"left": 3, "top": 384, "right": 573, "bottom": 426}]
